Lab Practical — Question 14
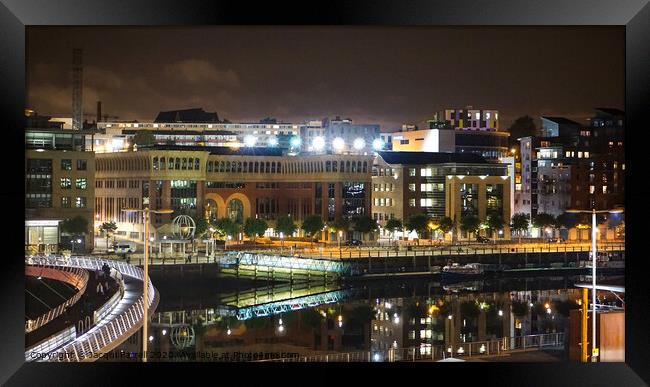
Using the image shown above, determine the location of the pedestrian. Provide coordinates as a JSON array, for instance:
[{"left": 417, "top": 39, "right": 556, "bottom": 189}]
[{"left": 97, "top": 281, "right": 104, "bottom": 295}]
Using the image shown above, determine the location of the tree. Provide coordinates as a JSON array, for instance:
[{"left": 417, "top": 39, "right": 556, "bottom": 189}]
[
  {"left": 510, "top": 213, "right": 530, "bottom": 243},
  {"left": 328, "top": 217, "right": 351, "bottom": 241},
  {"left": 132, "top": 130, "right": 156, "bottom": 148},
  {"left": 507, "top": 115, "right": 537, "bottom": 146},
  {"left": 486, "top": 212, "right": 505, "bottom": 238},
  {"left": 352, "top": 216, "right": 378, "bottom": 241},
  {"left": 532, "top": 213, "right": 556, "bottom": 238},
  {"left": 438, "top": 216, "right": 454, "bottom": 235},
  {"left": 99, "top": 221, "right": 118, "bottom": 250},
  {"left": 301, "top": 215, "right": 325, "bottom": 247},
  {"left": 384, "top": 218, "right": 403, "bottom": 242},
  {"left": 213, "top": 218, "right": 239, "bottom": 240},
  {"left": 194, "top": 217, "right": 210, "bottom": 240},
  {"left": 275, "top": 215, "right": 297, "bottom": 237},
  {"left": 243, "top": 217, "right": 268, "bottom": 243},
  {"left": 554, "top": 213, "right": 578, "bottom": 229},
  {"left": 460, "top": 215, "right": 481, "bottom": 239},
  {"left": 511, "top": 300, "right": 530, "bottom": 317},
  {"left": 405, "top": 213, "right": 430, "bottom": 245},
  {"left": 60, "top": 216, "right": 89, "bottom": 236}
]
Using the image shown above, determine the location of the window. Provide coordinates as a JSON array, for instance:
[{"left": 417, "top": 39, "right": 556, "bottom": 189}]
[
  {"left": 61, "top": 159, "right": 72, "bottom": 170},
  {"left": 420, "top": 168, "right": 432, "bottom": 177},
  {"left": 590, "top": 185, "right": 595, "bottom": 194},
  {"left": 75, "top": 197, "right": 87, "bottom": 208},
  {"left": 60, "top": 178, "right": 71, "bottom": 189},
  {"left": 421, "top": 183, "right": 433, "bottom": 192},
  {"left": 75, "top": 178, "right": 87, "bottom": 190},
  {"left": 577, "top": 151, "right": 583, "bottom": 158},
  {"left": 420, "top": 198, "right": 433, "bottom": 207},
  {"left": 602, "top": 186, "right": 608, "bottom": 194},
  {"left": 76, "top": 159, "right": 87, "bottom": 170},
  {"left": 61, "top": 196, "right": 71, "bottom": 208},
  {"left": 408, "top": 183, "right": 416, "bottom": 192},
  {"left": 409, "top": 198, "right": 416, "bottom": 207},
  {"left": 409, "top": 168, "right": 416, "bottom": 176}
]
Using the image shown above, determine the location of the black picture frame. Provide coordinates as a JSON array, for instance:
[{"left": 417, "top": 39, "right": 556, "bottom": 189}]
[{"left": 1, "top": 0, "right": 648, "bottom": 385}]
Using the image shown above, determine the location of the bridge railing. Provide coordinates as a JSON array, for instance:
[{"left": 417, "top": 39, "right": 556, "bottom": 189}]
[
  {"left": 25, "top": 255, "right": 158, "bottom": 362},
  {"left": 256, "top": 332, "right": 564, "bottom": 362},
  {"left": 25, "top": 266, "right": 89, "bottom": 333}
]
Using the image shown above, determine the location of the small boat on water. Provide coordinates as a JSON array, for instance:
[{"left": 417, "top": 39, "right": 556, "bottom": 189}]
[{"left": 441, "top": 263, "right": 484, "bottom": 280}]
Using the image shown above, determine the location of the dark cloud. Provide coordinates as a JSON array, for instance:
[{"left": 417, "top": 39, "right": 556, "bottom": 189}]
[{"left": 26, "top": 26, "right": 624, "bottom": 130}]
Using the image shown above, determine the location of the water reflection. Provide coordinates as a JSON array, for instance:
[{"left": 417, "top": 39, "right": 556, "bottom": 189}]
[{"left": 138, "top": 275, "right": 623, "bottom": 361}]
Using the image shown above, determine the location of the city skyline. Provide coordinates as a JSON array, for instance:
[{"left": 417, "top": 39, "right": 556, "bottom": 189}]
[{"left": 26, "top": 26, "right": 623, "bottom": 130}]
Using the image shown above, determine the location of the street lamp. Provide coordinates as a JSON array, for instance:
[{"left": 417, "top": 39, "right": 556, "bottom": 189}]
[
  {"left": 338, "top": 230, "right": 343, "bottom": 256},
  {"left": 279, "top": 232, "right": 284, "bottom": 255},
  {"left": 122, "top": 206, "right": 173, "bottom": 363},
  {"left": 565, "top": 207, "right": 623, "bottom": 362}
]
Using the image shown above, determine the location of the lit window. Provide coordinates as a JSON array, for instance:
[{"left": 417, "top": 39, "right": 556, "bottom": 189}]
[
  {"left": 420, "top": 168, "right": 432, "bottom": 177},
  {"left": 577, "top": 151, "right": 583, "bottom": 158},
  {"left": 565, "top": 151, "right": 570, "bottom": 157},
  {"left": 409, "top": 184, "right": 416, "bottom": 192},
  {"left": 75, "top": 197, "right": 87, "bottom": 208},
  {"left": 584, "top": 152, "right": 589, "bottom": 158},
  {"left": 590, "top": 185, "right": 595, "bottom": 194},
  {"left": 61, "top": 197, "right": 71, "bottom": 208},
  {"left": 60, "top": 178, "right": 71, "bottom": 189},
  {"left": 602, "top": 186, "right": 607, "bottom": 194},
  {"left": 76, "top": 178, "right": 87, "bottom": 190},
  {"left": 409, "top": 168, "right": 416, "bottom": 176},
  {"left": 409, "top": 198, "right": 416, "bottom": 207},
  {"left": 420, "top": 198, "right": 433, "bottom": 207}
]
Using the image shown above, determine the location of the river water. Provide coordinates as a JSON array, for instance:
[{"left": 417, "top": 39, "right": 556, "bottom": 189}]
[{"left": 122, "top": 272, "right": 624, "bottom": 362}]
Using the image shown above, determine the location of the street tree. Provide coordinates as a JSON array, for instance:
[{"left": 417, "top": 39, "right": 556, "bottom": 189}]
[
  {"left": 532, "top": 213, "right": 556, "bottom": 237},
  {"left": 510, "top": 213, "right": 530, "bottom": 243},
  {"left": 486, "top": 212, "right": 505, "bottom": 238},
  {"left": 243, "top": 217, "right": 268, "bottom": 243},
  {"left": 405, "top": 213, "right": 430, "bottom": 245},
  {"left": 460, "top": 215, "right": 481, "bottom": 240},
  {"left": 213, "top": 218, "right": 239, "bottom": 240},
  {"left": 301, "top": 215, "right": 325, "bottom": 247},
  {"left": 438, "top": 216, "right": 454, "bottom": 235},
  {"left": 275, "top": 215, "right": 297, "bottom": 237},
  {"left": 384, "top": 218, "right": 403, "bottom": 243},
  {"left": 328, "top": 217, "right": 351, "bottom": 240},
  {"left": 99, "top": 221, "right": 118, "bottom": 250},
  {"left": 352, "top": 216, "right": 378, "bottom": 241}
]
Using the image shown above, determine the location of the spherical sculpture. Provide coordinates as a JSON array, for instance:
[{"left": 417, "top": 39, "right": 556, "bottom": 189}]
[
  {"left": 172, "top": 215, "right": 196, "bottom": 240},
  {"left": 170, "top": 325, "right": 195, "bottom": 349}
]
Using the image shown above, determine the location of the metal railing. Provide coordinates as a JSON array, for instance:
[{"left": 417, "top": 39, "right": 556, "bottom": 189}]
[
  {"left": 24, "top": 255, "right": 158, "bottom": 362},
  {"left": 256, "top": 332, "right": 565, "bottom": 362},
  {"left": 25, "top": 266, "right": 89, "bottom": 333}
]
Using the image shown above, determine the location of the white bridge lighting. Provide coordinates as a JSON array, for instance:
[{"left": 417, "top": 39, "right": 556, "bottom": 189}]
[
  {"left": 244, "top": 135, "right": 257, "bottom": 147},
  {"left": 312, "top": 136, "right": 325, "bottom": 151},
  {"left": 332, "top": 137, "right": 345, "bottom": 151},
  {"left": 372, "top": 138, "right": 385, "bottom": 151}
]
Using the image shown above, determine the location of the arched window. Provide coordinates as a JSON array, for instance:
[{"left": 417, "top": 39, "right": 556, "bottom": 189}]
[
  {"left": 175, "top": 158, "right": 181, "bottom": 170},
  {"left": 347, "top": 161, "right": 351, "bottom": 173},
  {"left": 271, "top": 162, "right": 276, "bottom": 174},
  {"left": 219, "top": 161, "right": 224, "bottom": 172},
  {"left": 207, "top": 161, "right": 213, "bottom": 172},
  {"left": 160, "top": 157, "right": 166, "bottom": 170},
  {"left": 195, "top": 158, "right": 200, "bottom": 170},
  {"left": 265, "top": 162, "right": 270, "bottom": 174},
  {"left": 168, "top": 158, "right": 173, "bottom": 170},
  {"left": 277, "top": 162, "right": 282, "bottom": 173},
  {"left": 237, "top": 161, "right": 242, "bottom": 173},
  {"left": 326, "top": 161, "right": 331, "bottom": 172},
  {"left": 333, "top": 161, "right": 338, "bottom": 172},
  {"left": 227, "top": 199, "right": 244, "bottom": 224},
  {"left": 188, "top": 158, "right": 194, "bottom": 170},
  {"left": 243, "top": 161, "right": 248, "bottom": 172},
  {"left": 362, "top": 161, "right": 367, "bottom": 173},
  {"left": 254, "top": 161, "right": 259, "bottom": 173},
  {"left": 182, "top": 158, "right": 187, "bottom": 170},
  {"left": 204, "top": 199, "right": 218, "bottom": 222},
  {"left": 225, "top": 161, "right": 231, "bottom": 172}
]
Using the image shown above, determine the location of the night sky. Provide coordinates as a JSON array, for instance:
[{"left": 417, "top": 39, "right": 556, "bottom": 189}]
[{"left": 26, "top": 26, "right": 624, "bottom": 131}]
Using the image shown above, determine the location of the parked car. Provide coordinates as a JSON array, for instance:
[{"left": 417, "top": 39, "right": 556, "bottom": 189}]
[
  {"left": 111, "top": 242, "right": 137, "bottom": 254},
  {"left": 344, "top": 239, "right": 363, "bottom": 246},
  {"left": 476, "top": 235, "right": 491, "bottom": 244}
]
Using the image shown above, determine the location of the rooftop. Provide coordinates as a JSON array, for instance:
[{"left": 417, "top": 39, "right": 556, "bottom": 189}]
[
  {"left": 154, "top": 108, "right": 221, "bottom": 123},
  {"left": 540, "top": 117, "right": 582, "bottom": 126},
  {"left": 377, "top": 151, "right": 488, "bottom": 165},
  {"left": 136, "top": 144, "right": 284, "bottom": 156},
  {"left": 594, "top": 108, "right": 625, "bottom": 117}
]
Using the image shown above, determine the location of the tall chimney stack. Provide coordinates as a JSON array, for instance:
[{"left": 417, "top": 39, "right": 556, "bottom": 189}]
[
  {"left": 97, "top": 101, "right": 102, "bottom": 123},
  {"left": 72, "top": 48, "right": 83, "bottom": 130}
]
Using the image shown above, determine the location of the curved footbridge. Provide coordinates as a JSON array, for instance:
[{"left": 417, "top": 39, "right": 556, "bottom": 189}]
[{"left": 25, "top": 256, "right": 159, "bottom": 362}]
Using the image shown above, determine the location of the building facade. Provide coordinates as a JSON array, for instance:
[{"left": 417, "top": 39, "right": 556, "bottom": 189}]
[
  {"left": 94, "top": 146, "right": 372, "bottom": 242},
  {"left": 25, "top": 127, "right": 95, "bottom": 253},
  {"left": 372, "top": 152, "right": 511, "bottom": 240}
]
